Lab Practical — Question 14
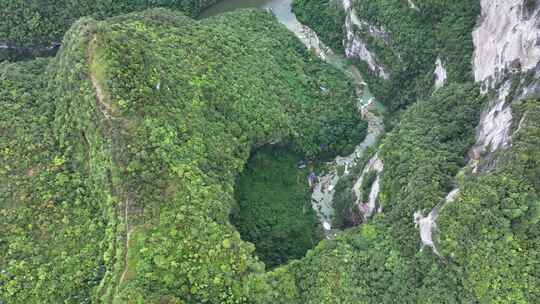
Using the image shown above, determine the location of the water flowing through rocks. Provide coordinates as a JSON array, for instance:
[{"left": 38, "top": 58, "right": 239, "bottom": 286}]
[
  {"left": 351, "top": 153, "right": 384, "bottom": 219},
  {"left": 201, "top": 0, "right": 385, "bottom": 237}
]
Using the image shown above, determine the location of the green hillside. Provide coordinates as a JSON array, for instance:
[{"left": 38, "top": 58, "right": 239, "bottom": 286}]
[
  {"left": 0, "top": 8, "right": 364, "bottom": 303},
  {"left": 0, "top": 0, "right": 217, "bottom": 48},
  {"left": 1, "top": 1, "right": 539, "bottom": 303}
]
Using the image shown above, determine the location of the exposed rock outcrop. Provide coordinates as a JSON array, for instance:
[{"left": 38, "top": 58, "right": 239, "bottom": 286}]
[
  {"left": 471, "top": 0, "right": 540, "bottom": 169},
  {"left": 342, "top": 0, "right": 390, "bottom": 79},
  {"left": 413, "top": 189, "right": 459, "bottom": 256},
  {"left": 352, "top": 153, "right": 384, "bottom": 219},
  {"left": 419, "top": 0, "right": 540, "bottom": 257},
  {"left": 434, "top": 57, "right": 447, "bottom": 89},
  {"left": 469, "top": 81, "right": 513, "bottom": 171},
  {"left": 473, "top": 0, "right": 540, "bottom": 86}
]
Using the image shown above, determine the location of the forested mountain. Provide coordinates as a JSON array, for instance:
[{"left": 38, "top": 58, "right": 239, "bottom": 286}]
[
  {"left": 0, "top": 0, "right": 217, "bottom": 46},
  {"left": 1, "top": 0, "right": 539, "bottom": 303}
]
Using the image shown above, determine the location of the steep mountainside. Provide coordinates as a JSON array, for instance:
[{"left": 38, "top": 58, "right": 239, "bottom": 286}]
[
  {"left": 1, "top": 0, "right": 539, "bottom": 303},
  {"left": 294, "top": 0, "right": 540, "bottom": 302},
  {"left": 0, "top": 0, "right": 219, "bottom": 60},
  {"left": 0, "top": 9, "right": 363, "bottom": 303}
]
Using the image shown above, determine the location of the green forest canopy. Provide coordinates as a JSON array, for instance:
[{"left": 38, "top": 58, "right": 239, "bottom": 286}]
[
  {"left": 1, "top": 0, "right": 539, "bottom": 303},
  {"left": 0, "top": 8, "right": 365, "bottom": 303},
  {"left": 232, "top": 146, "right": 321, "bottom": 269},
  {"left": 0, "top": 0, "right": 218, "bottom": 48}
]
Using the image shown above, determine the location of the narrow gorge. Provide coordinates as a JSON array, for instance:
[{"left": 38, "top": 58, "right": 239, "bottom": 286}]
[{"left": 1, "top": 0, "right": 539, "bottom": 303}]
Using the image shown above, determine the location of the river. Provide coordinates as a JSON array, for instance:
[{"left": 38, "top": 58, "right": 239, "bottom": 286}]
[
  {"left": 202, "top": 0, "right": 340, "bottom": 63},
  {"left": 201, "top": 0, "right": 384, "bottom": 236},
  {"left": 201, "top": 0, "right": 285, "bottom": 18}
]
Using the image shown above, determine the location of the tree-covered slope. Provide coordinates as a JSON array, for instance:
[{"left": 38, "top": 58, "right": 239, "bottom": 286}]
[
  {"left": 0, "top": 0, "right": 218, "bottom": 51},
  {"left": 2, "top": 1, "right": 540, "bottom": 304},
  {"left": 352, "top": 0, "right": 480, "bottom": 111},
  {"left": 0, "top": 8, "right": 365, "bottom": 303},
  {"left": 270, "top": 83, "right": 487, "bottom": 303},
  {"left": 292, "top": 0, "right": 346, "bottom": 52},
  {"left": 0, "top": 35, "right": 115, "bottom": 302},
  {"left": 268, "top": 85, "right": 539, "bottom": 304},
  {"left": 292, "top": 0, "right": 480, "bottom": 113},
  {"left": 285, "top": 1, "right": 540, "bottom": 302},
  {"left": 259, "top": 1, "right": 538, "bottom": 303},
  {"left": 438, "top": 99, "right": 540, "bottom": 303}
]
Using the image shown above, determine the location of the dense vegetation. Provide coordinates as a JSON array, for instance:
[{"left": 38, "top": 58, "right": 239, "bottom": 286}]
[
  {"left": 270, "top": 84, "right": 539, "bottom": 303},
  {"left": 292, "top": 0, "right": 480, "bottom": 113},
  {"left": 2, "top": 1, "right": 540, "bottom": 303},
  {"left": 353, "top": 0, "right": 480, "bottom": 112},
  {"left": 438, "top": 99, "right": 540, "bottom": 303},
  {"left": 285, "top": 1, "right": 540, "bottom": 302},
  {"left": 376, "top": 83, "right": 484, "bottom": 254},
  {"left": 0, "top": 0, "right": 218, "bottom": 61},
  {"left": 0, "top": 8, "right": 365, "bottom": 303},
  {"left": 0, "top": 40, "right": 114, "bottom": 302},
  {"left": 232, "top": 146, "right": 321, "bottom": 268},
  {"left": 292, "top": 0, "right": 346, "bottom": 52}
]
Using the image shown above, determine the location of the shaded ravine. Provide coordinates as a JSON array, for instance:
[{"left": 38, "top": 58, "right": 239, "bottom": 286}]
[
  {"left": 202, "top": 0, "right": 385, "bottom": 237},
  {"left": 0, "top": 42, "right": 62, "bottom": 60}
]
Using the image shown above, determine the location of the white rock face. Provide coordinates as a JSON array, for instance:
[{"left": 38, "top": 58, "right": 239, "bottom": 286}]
[
  {"left": 434, "top": 57, "right": 447, "bottom": 89},
  {"left": 470, "top": 81, "right": 513, "bottom": 168},
  {"left": 415, "top": 0, "right": 540, "bottom": 258},
  {"left": 414, "top": 189, "right": 459, "bottom": 256},
  {"left": 414, "top": 211, "right": 437, "bottom": 248},
  {"left": 469, "top": 0, "right": 540, "bottom": 160},
  {"left": 473, "top": 0, "right": 540, "bottom": 84},
  {"left": 352, "top": 153, "right": 384, "bottom": 218},
  {"left": 342, "top": 0, "right": 390, "bottom": 79},
  {"left": 312, "top": 98, "right": 384, "bottom": 234}
]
